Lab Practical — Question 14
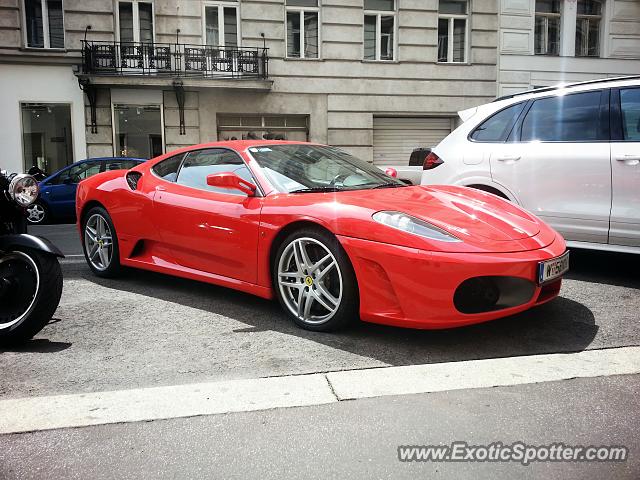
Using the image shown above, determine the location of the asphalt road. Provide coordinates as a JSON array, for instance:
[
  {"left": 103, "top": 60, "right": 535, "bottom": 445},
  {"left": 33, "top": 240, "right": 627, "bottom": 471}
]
[
  {"left": 2, "top": 224, "right": 638, "bottom": 399},
  {"left": 2, "top": 223, "right": 639, "bottom": 479},
  {"left": 2, "top": 375, "right": 638, "bottom": 479}
]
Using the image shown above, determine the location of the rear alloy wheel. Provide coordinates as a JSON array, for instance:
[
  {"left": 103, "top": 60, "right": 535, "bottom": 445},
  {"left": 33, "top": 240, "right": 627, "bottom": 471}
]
[
  {"left": 26, "top": 201, "right": 47, "bottom": 225},
  {"left": 274, "top": 229, "right": 358, "bottom": 332},
  {"left": 82, "top": 207, "right": 121, "bottom": 278}
]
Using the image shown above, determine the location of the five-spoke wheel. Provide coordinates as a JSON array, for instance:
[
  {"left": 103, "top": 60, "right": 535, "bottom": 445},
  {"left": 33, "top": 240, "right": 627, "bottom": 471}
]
[
  {"left": 274, "top": 228, "right": 358, "bottom": 331},
  {"left": 26, "top": 202, "right": 47, "bottom": 224},
  {"left": 82, "top": 207, "right": 121, "bottom": 277}
]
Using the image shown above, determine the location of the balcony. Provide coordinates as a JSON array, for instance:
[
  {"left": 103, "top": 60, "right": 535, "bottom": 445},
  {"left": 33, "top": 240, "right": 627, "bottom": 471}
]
[
  {"left": 80, "top": 40, "right": 269, "bottom": 81},
  {"left": 77, "top": 40, "right": 271, "bottom": 135}
]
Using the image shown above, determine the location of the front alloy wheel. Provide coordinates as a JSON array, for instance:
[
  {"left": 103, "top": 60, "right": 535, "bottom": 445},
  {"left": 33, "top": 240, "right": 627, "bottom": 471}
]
[{"left": 275, "top": 229, "right": 358, "bottom": 331}]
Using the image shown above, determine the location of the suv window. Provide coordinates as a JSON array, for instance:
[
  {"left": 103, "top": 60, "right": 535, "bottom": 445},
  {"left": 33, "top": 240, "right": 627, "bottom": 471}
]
[
  {"left": 620, "top": 88, "right": 640, "bottom": 141},
  {"left": 471, "top": 102, "right": 526, "bottom": 142},
  {"left": 177, "top": 149, "right": 253, "bottom": 196},
  {"left": 152, "top": 153, "right": 184, "bottom": 182},
  {"left": 52, "top": 161, "right": 102, "bottom": 185},
  {"left": 521, "top": 90, "right": 603, "bottom": 142}
]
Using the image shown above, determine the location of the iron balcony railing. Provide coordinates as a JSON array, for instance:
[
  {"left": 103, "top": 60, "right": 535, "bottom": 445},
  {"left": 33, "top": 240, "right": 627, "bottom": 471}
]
[{"left": 81, "top": 40, "right": 269, "bottom": 79}]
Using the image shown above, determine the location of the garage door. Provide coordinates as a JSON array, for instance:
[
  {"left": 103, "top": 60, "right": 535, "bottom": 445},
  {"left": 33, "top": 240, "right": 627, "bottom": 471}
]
[{"left": 372, "top": 117, "right": 453, "bottom": 166}]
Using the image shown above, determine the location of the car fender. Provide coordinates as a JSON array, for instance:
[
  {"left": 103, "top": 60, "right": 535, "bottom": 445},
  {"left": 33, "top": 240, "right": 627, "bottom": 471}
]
[
  {"left": 0, "top": 234, "right": 64, "bottom": 257},
  {"left": 452, "top": 176, "right": 520, "bottom": 204}
]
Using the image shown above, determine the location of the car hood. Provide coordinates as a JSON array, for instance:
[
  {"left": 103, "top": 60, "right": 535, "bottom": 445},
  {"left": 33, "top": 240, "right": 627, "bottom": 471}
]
[
  {"left": 267, "top": 185, "right": 557, "bottom": 254},
  {"left": 337, "top": 185, "right": 541, "bottom": 242}
]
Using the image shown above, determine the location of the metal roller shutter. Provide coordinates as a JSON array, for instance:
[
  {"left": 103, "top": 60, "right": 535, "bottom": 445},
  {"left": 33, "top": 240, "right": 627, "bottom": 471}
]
[{"left": 372, "top": 117, "right": 453, "bottom": 166}]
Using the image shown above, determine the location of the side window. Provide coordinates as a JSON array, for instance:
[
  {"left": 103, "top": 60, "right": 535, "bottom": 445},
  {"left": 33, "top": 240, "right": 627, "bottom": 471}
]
[
  {"left": 152, "top": 154, "right": 184, "bottom": 182},
  {"left": 56, "top": 162, "right": 102, "bottom": 184},
  {"left": 521, "top": 91, "right": 603, "bottom": 142},
  {"left": 620, "top": 88, "right": 640, "bottom": 142},
  {"left": 105, "top": 160, "right": 139, "bottom": 171},
  {"left": 177, "top": 149, "right": 253, "bottom": 196},
  {"left": 471, "top": 102, "right": 526, "bottom": 142}
]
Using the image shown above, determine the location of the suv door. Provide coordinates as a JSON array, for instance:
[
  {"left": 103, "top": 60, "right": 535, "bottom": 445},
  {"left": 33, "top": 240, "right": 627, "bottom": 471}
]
[
  {"left": 610, "top": 87, "right": 640, "bottom": 247},
  {"left": 489, "top": 89, "right": 611, "bottom": 243}
]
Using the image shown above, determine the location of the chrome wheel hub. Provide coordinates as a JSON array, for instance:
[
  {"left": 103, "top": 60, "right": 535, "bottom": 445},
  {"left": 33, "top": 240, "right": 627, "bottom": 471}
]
[
  {"left": 84, "top": 214, "right": 113, "bottom": 271},
  {"left": 277, "top": 237, "right": 343, "bottom": 325},
  {"left": 26, "top": 204, "right": 45, "bottom": 223}
]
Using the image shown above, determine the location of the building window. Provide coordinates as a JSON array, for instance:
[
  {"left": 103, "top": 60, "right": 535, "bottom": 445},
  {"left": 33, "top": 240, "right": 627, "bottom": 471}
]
[
  {"left": 21, "top": 103, "right": 73, "bottom": 174},
  {"left": 113, "top": 104, "right": 163, "bottom": 159},
  {"left": 23, "top": 0, "right": 64, "bottom": 49},
  {"left": 437, "top": 0, "right": 468, "bottom": 63},
  {"left": 286, "top": 0, "right": 319, "bottom": 59},
  {"left": 118, "top": 1, "right": 154, "bottom": 43},
  {"left": 575, "top": 0, "right": 602, "bottom": 57},
  {"left": 534, "top": 0, "right": 561, "bottom": 55},
  {"left": 204, "top": 1, "right": 239, "bottom": 47},
  {"left": 363, "top": 0, "right": 395, "bottom": 61},
  {"left": 217, "top": 115, "right": 309, "bottom": 141}
]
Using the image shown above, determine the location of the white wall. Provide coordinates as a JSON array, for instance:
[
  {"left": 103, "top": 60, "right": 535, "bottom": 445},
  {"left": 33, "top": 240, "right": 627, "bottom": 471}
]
[{"left": 0, "top": 64, "right": 86, "bottom": 173}]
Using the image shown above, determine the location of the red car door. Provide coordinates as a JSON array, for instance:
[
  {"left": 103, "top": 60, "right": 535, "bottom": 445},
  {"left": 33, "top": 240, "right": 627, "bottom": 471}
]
[{"left": 151, "top": 148, "right": 263, "bottom": 284}]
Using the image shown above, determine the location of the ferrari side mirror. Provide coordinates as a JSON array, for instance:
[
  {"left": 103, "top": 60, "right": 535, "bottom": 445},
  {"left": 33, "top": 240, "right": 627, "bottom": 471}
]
[{"left": 206, "top": 172, "right": 257, "bottom": 196}]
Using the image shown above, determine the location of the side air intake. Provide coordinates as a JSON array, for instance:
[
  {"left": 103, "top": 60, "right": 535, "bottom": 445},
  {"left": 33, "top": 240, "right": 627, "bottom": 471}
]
[{"left": 126, "top": 171, "right": 143, "bottom": 190}]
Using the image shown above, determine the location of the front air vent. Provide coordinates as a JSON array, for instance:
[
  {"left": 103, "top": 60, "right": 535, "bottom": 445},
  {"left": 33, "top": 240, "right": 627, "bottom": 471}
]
[{"left": 126, "top": 171, "right": 143, "bottom": 190}]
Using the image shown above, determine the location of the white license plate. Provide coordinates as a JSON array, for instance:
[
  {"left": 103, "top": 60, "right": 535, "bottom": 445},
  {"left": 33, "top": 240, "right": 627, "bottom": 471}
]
[{"left": 537, "top": 251, "right": 570, "bottom": 285}]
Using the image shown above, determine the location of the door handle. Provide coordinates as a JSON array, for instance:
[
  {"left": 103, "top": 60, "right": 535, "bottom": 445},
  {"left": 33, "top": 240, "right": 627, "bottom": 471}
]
[
  {"left": 496, "top": 155, "right": 521, "bottom": 162},
  {"left": 155, "top": 185, "right": 166, "bottom": 191},
  {"left": 615, "top": 155, "right": 640, "bottom": 163}
]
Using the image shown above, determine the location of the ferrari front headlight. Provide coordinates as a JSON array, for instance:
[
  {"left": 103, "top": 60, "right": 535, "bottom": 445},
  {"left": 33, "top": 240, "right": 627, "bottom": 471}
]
[
  {"left": 372, "top": 211, "right": 461, "bottom": 243},
  {"left": 9, "top": 174, "right": 40, "bottom": 207}
]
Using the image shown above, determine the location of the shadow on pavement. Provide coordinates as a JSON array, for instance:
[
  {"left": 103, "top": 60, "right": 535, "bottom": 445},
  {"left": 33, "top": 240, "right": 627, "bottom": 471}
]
[
  {"left": 0, "top": 338, "right": 72, "bottom": 354},
  {"left": 566, "top": 248, "right": 640, "bottom": 289},
  {"left": 63, "top": 262, "right": 598, "bottom": 367}
]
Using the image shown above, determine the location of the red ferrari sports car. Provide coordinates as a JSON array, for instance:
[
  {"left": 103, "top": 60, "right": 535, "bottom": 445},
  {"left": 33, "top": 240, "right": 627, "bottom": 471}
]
[{"left": 76, "top": 141, "right": 569, "bottom": 332}]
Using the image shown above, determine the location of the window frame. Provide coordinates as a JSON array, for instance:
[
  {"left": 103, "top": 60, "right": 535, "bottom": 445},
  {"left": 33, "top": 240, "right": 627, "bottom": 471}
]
[
  {"left": 534, "top": 0, "right": 561, "bottom": 56},
  {"left": 20, "top": 101, "right": 74, "bottom": 173},
  {"left": 611, "top": 87, "right": 640, "bottom": 143},
  {"left": 437, "top": 0, "right": 469, "bottom": 64},
  {"left": 111, "top": 102, "right": 165, "bottom": 159},
  {"left": 575, "top": 0, "right": 602, "bottom": 58},
  {"left": 22, "top": 0, "right": 65, "bottom": 50},
  {"left": 152, "top": 148, "right": 264, "bottom": 197},
  {"left": 513, "top": 88, "right": 610, "bottom": 144},
  {"left": 363, "top": 0, "right": 397, "bottom": 62},
  {"left": 285, "top": 0, "right": 320, "bottom": 59},
  {"left": 467, "top": 101, "right": 527, "bottom": 143},
  {"left": 115, "top": 0, "right": 156, "bottom": 44},
  {"left": 201, "top": 0, "right": 241, "bottom": 48}
]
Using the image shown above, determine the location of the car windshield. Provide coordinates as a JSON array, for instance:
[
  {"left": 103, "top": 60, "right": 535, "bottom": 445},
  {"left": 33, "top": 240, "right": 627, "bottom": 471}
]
[{"left": 247, "top": 144, "right": 404, "bottom": 193}]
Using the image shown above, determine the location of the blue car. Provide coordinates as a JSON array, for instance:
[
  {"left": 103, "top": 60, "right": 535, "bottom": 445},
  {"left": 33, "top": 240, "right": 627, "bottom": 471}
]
[{"left": 26, "top": 157, "right": 145, "bottom": 224}]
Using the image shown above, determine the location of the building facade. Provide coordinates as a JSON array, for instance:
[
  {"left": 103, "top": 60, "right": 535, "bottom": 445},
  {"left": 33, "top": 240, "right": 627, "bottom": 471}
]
[
  {"left": 498, "top": 0, "right": 640, "bottom": 95},
  {"left": 0, "top": 0, "right": 638, "bottom": 177},
  {"left": 0, "top": 0, "right": 499, "bottom": 175}
]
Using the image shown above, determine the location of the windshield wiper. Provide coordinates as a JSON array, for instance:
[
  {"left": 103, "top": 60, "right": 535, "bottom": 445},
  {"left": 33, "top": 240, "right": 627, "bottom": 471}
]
[
  {"left": 289, "top": 186, "right": 345, "bottom": 194},
  {"left": 369, "top": 182, "right": 405, "bottom": 189}
]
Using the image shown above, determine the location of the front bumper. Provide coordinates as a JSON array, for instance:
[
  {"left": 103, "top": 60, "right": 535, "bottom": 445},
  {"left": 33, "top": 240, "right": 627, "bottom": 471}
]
[{"left": 337, "top": 234, "right": 566, "bottom": 329}]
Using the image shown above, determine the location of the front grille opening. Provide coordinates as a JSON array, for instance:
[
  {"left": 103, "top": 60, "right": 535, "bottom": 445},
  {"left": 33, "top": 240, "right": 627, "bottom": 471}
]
[{"left": 454, "top": 276, "right": 536, "bottom": 314}]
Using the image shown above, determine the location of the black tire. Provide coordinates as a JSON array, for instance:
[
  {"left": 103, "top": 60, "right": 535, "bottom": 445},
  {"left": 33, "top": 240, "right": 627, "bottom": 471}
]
[
  {"left": 81, "top": 206, "right": 121, "bottom": 278},
  {"left": 26, "top": 201, "right": 49, "bottom": 225},
  {"left": 273, "top": 227, "right": 359, "bottom": 332},
  {"left": 0, "top": 248, "right": 63, "bottom": 344}
]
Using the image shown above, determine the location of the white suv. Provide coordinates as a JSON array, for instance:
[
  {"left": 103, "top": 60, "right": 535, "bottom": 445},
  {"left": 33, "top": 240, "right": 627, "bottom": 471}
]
[{"left": 422, "top": 76, "right": 640, "bottom": 254}]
